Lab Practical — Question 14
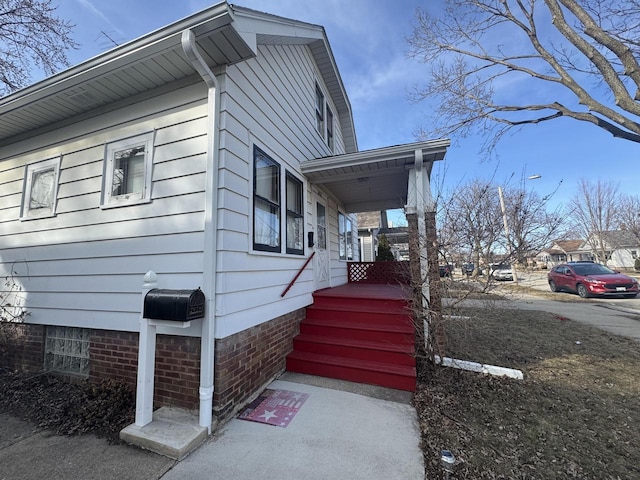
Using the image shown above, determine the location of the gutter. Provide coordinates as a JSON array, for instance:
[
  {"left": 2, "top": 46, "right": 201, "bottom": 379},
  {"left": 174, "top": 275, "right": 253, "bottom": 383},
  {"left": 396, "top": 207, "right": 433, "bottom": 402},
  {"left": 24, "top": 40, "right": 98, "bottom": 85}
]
[{"left": 181, "top": 29, "right": 220, "bottom": 434}]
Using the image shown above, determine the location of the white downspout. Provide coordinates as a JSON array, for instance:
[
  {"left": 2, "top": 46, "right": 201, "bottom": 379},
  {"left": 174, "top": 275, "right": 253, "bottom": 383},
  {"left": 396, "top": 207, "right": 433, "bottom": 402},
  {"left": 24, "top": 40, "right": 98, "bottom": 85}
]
[{"left": 181, "top": 29, "right": 220, "bottom": 434}]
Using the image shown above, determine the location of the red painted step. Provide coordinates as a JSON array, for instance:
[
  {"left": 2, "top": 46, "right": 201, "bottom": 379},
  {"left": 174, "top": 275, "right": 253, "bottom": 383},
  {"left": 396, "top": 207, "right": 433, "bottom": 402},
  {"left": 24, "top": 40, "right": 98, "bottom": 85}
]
[
  {"left": 299, "top": 316, "right": 414, "bottom": 345},
  {"left": 305, "top": 305, "right": 413, "bottom": 328},
  {"left": 293, "top": 333, "right": 415, "bottom": 366},
  {"left": 286, "top": 351, "right": 416, "bottom": 392}
]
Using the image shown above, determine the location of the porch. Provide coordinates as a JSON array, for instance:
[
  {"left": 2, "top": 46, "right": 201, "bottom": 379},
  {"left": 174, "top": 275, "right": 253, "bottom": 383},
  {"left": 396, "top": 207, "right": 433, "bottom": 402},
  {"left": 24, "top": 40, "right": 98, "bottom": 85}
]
[{"left": 286, "top": 261, "right": 417, "bottom": 392}]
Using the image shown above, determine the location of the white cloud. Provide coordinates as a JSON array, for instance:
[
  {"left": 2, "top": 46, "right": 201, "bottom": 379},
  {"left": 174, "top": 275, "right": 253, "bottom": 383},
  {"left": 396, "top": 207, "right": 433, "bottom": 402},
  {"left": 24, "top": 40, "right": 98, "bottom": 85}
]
[{"left": 74, "top": 0, "right": 125, "bottom": 37}]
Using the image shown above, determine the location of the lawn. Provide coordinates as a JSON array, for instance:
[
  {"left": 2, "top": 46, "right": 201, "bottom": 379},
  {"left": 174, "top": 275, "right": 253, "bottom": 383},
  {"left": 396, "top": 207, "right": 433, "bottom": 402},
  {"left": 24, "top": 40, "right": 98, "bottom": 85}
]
[{"left": 415, "top": 304, "right": 640, "bottom": 479}]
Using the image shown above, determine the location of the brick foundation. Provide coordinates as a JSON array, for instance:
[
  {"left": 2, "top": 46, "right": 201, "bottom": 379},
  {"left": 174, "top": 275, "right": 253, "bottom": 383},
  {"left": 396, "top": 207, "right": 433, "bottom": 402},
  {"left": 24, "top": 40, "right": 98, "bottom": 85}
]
[
  {"left": 213, "top": 308, "right": 305, "bottom": 419},
  {"left": 2, "top": 308, "right": 304, "bottom": 419},
  {"left": 0, "top": 322, "right": 45, "bottom": 373}
]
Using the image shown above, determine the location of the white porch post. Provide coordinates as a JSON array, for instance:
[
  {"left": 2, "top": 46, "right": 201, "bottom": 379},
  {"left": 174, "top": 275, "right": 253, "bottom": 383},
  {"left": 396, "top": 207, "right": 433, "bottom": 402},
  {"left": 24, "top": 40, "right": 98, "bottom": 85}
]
[
  {"left": 406, "top": 149, "right": 434, "bottom": 349},
  {"left": 135, "top": 270, "right": 158, "bottom": 427}
]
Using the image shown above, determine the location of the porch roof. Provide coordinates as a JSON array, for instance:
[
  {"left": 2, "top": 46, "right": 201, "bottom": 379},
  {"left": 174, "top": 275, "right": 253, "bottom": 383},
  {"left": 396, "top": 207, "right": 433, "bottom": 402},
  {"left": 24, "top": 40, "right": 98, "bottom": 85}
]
[{"left": 300, "top": 139, "right": 449, "bottom": 213}]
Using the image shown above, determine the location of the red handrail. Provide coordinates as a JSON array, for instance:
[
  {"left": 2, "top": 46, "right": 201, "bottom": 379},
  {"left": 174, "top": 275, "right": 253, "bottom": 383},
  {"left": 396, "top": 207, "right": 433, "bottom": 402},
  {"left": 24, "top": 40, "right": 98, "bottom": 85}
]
[{"left": 281, "top": 252, "right": 316, "bottom": 297}]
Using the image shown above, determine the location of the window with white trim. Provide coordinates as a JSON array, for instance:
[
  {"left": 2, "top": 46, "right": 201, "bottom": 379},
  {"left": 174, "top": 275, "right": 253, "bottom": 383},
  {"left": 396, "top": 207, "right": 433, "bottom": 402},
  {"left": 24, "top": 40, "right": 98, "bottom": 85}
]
[
  {"left": 102, "top": 133, "right": 153, "bottom": 207},
  {"left": 338, "top": 212, "right": 353, "bottom": 261},
  {"left": 21, "top": 157, "right": 61, "bottom": 220},
  {"left": 253, "top": 145, "right": 305, "bottom": 256}
]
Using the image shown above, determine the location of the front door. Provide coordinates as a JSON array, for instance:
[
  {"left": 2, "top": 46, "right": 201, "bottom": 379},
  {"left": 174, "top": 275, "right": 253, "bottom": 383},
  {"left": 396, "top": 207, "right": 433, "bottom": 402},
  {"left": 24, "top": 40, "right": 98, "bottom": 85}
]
[{"left": 313, "top": 196, "right": 331, "bottom": 290}]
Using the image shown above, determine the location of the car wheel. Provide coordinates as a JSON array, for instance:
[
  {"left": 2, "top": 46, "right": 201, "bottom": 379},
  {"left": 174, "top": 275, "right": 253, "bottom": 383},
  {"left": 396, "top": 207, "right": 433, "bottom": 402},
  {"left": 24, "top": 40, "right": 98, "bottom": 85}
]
[
  {"left": 577, "top": 284, "right": 590, "bottom": 298},
  {"left": 549, "top": 280, "right": 558, "bottom": 292}
]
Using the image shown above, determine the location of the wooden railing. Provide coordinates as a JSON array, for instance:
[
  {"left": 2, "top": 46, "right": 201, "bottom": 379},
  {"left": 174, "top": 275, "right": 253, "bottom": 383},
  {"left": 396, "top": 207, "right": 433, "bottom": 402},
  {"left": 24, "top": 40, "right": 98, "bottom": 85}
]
[
  {"left": 347, "top": 261, "right": 411, "bottom": 285},
  {"left": 281, "top": 252, "right": 316, "bottom": 297}
]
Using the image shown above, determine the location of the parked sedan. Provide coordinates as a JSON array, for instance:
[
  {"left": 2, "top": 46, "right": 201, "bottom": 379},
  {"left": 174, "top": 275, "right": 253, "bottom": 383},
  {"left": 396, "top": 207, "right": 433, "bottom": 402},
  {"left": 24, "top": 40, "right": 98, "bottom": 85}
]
[
  {"left": 547, "top": 262, "right": 639, "bottom": 298},
  {"left": 491, "top": 263, "right": 513, "bottom": 281}
]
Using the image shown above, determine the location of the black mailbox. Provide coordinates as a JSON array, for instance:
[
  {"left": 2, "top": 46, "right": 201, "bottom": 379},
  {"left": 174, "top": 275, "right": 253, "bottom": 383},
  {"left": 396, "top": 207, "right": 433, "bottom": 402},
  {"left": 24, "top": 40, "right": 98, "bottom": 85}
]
[{"left": 143, "top": 288, "right": 205, "bottom": 322}]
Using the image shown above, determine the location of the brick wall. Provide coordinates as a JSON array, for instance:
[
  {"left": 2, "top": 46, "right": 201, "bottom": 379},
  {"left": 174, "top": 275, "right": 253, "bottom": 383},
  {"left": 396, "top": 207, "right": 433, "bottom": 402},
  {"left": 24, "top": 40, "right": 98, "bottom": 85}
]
[
  {"left": 0, "top": 323, "right": 44, "bottom": 372},
  {"left": 89, "top": 330, "right": 201, "bottom": 410},
  {"left": 213, "top": 308, "right": 304, "bottom": 420},
  {"left": 3, "top": 308, "right": 304, "bottom": 419}
]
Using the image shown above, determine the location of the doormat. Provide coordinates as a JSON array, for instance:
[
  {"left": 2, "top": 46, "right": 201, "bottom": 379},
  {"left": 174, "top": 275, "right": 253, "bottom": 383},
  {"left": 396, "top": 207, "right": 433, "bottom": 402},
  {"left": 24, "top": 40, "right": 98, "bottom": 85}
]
[{"left": 238, "top": 389, "right": 309, "bottom": 428}]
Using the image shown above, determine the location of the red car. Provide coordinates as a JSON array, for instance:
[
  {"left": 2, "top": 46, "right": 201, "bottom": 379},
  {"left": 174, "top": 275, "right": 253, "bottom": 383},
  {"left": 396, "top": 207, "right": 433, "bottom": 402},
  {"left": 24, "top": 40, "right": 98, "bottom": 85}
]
[{"left": 547, "top": 262, "right": 639, "bottom": 298}]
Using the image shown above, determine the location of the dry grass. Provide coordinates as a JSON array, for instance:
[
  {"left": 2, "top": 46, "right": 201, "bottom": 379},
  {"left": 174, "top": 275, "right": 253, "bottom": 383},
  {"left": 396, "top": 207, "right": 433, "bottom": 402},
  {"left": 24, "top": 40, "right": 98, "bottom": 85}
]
[{"left": 415, "top": 305, "right": 640, "bottom": 479}]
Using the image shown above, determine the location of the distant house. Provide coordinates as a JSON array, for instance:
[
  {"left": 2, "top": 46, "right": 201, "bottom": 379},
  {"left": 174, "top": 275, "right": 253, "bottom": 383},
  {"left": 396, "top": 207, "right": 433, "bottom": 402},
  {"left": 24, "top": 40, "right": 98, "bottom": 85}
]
[
  {"left": 356, "top": 211, "right": 409, "bottom": 261},
  {"left": 0, "top": 2, "right": 448, "bottom": 433},
  {"left": 536, "top": 240, "right": 586, "bottom": 268},
  {"left": 578, "top": 230, "right": 640, "bottom": 269}
]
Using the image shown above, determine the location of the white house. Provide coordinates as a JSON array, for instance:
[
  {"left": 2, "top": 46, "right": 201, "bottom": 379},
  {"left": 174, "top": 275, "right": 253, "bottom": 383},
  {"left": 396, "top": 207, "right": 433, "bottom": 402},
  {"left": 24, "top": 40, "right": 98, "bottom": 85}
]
[{"left": 0, "top": 2, "right": 447, "bottom": 435}]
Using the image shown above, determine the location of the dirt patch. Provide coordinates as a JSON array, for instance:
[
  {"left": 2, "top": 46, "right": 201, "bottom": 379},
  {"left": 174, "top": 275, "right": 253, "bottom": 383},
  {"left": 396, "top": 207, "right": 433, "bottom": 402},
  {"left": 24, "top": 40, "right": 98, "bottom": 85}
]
[{"left": 415, "top": 307, "right": 640, "bottom": 479}]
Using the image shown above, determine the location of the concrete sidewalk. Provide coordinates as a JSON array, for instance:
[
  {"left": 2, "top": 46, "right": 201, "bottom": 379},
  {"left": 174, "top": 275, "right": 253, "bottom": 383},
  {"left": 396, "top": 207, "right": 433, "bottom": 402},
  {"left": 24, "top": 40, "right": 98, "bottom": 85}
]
[
  {"left": 0, "top": 374, "right": 423, "bottom": 480},
  {"left": 163, "top": 375, "right": 423, "bottom": 480}
]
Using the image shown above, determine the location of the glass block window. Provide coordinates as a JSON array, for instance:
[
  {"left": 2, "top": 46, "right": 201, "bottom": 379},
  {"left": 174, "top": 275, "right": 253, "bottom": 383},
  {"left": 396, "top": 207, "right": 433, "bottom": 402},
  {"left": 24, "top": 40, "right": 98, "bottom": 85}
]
[{"left": 45, "top": 326, "right": 91, "bottom": 376}]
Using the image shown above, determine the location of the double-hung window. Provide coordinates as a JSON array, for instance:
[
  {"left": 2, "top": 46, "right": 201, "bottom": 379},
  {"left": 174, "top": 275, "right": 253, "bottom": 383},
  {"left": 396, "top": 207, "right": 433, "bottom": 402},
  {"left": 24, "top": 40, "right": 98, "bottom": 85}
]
[
  {"left": 286, "top": 173, "right": 304, "bottom": 254},
  {"left": 102, "top": 133, "right": 153, "bottom": 207},
  {"left": 326, "top": 106, "right": 334, "bottom": 150},
  {"left": 253, "top": 146, "right": 305, "bottom": 255},
  {"left": 254, "top": 146, "right": 281, "bottom": 252},
  {"left": 315, "top": 83, "right": 325, "bottom": 135},
  {"left": 315, "top": 82, "right": 335, "bottom": 152},
  {"left": 21, "top": 157, "right": 61, "bottom": 220}
]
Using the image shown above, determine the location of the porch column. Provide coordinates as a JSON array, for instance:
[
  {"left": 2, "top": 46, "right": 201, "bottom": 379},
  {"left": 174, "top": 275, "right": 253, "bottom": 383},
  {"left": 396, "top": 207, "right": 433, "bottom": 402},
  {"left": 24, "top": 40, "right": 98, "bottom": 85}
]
[{"left": 406, "top": 150, "right": 446, "bottom": 360}]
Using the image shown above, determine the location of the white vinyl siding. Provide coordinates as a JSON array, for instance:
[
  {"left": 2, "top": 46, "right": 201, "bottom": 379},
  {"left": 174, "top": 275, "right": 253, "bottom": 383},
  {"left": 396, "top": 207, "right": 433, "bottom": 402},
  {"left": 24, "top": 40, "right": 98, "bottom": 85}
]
[
  {"left": 213, "top": 44, "right": 347, "bottom": 337},
  {"left": 0, "top": 82, "right": 208, "bottom": 334}
]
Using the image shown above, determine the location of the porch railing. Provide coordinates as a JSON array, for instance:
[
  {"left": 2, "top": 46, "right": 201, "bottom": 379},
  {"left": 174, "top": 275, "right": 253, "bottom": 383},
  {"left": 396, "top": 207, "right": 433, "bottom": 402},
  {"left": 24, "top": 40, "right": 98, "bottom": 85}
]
[{"left": 347, "top": 261, "right": 411, "bottom": 285}]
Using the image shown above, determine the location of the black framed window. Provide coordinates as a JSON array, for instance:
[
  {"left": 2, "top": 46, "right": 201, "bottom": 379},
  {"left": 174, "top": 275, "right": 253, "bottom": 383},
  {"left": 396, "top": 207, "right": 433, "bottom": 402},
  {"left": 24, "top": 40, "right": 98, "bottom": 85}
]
[
  {"left": 286, "top": 173, "right": 304, "bottom": 255},
  {"left": 326, "top": 106, "right": 334, "bottom": 150},
  {"left": 315, "top": 83, "right": 325, "bottom": 134},
  {"left": 253, "top": 146, "right": 281, "bottom": 252}
]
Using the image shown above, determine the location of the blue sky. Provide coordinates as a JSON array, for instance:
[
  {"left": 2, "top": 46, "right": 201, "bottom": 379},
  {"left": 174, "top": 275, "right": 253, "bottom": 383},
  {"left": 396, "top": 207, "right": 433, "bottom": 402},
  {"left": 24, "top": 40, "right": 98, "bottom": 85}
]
[{"left": 50, "top": 0, "right": 639, "bottom": 224}]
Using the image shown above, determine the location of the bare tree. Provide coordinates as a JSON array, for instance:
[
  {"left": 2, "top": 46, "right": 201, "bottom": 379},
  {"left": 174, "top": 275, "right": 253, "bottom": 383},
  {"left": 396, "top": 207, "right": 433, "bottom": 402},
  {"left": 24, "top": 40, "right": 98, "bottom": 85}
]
[
  {"left": 503, "top": 185, "right": 567, "bottom": 265},
  {"left": 617, "top": 193, "right": 640, "bottom": 241},
  {"left": 569, "top": 178, "right": 621, "bottom": 263},
  {"left": 409, "top": 0, "right": 640, "bottom": 146},
  {"left": 441, "top": 178, "right": 503, "bottom": 271},
  {"left": 0, "top": 0, "right": 77, "bottom": 95}
]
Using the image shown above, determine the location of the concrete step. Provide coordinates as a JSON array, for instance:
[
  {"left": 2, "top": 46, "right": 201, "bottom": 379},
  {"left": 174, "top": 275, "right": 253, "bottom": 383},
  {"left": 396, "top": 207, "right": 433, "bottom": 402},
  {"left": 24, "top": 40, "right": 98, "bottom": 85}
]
[{"left": 120, "top": 407, "right": 208, "bottom": 460}]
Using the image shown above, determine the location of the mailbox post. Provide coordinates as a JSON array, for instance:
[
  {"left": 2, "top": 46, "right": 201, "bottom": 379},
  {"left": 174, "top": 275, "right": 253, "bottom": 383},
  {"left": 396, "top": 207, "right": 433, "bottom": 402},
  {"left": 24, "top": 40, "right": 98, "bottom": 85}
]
[
  {"left": 136, "top": 271, "right": 158, "bottom": 427},
  {"left": 134, "top": 271, "right": 206, "bottom": 427}
]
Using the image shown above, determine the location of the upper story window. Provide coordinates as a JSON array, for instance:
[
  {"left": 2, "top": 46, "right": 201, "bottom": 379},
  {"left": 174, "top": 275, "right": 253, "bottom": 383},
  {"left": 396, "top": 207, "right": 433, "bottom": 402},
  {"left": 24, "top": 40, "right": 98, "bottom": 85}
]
[
  {"left": 338, "top": 212, "right": 353, "bottom": 261},
  {"left": 315, "top": 82, "right": 335, "bottom": 152},
  {"left": 21, "top": 157, "right": 61, "bottom": 220},
  {"left": 315, "top": 83, "right": 325, "bottom": 135},
  {"left": 253, "top": 145, "right": 305, "bottom": 256},
  {"left": 102, "top": 133, "right": 153, "bottom": 208},
  {"left": 326, "top": 106, "right": 334, "bottom": 150}
]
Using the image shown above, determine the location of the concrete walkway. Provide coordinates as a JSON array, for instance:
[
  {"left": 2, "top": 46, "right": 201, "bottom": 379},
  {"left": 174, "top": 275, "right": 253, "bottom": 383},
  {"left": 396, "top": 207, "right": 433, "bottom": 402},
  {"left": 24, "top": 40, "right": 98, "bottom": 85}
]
[
  {"left": 162, "top": 375, "right": 422, "bottom": 480},
  {"left": 0, "top": 374, "right": 424, "bottom": 480}
]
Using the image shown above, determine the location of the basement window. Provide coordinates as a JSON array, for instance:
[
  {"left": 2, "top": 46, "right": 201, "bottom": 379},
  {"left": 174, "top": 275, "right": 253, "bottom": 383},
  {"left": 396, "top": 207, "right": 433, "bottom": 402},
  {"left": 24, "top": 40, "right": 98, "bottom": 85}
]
[{"left": 44, "top": 326, "right": 91, "bottom": 377}]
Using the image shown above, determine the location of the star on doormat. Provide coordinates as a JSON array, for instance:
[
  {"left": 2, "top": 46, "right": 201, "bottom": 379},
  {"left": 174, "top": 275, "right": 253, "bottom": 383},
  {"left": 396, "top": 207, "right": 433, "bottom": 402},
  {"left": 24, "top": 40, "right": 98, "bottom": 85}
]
[{"left": 238, "top": 389, "right": 309, "bottom": 428}]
